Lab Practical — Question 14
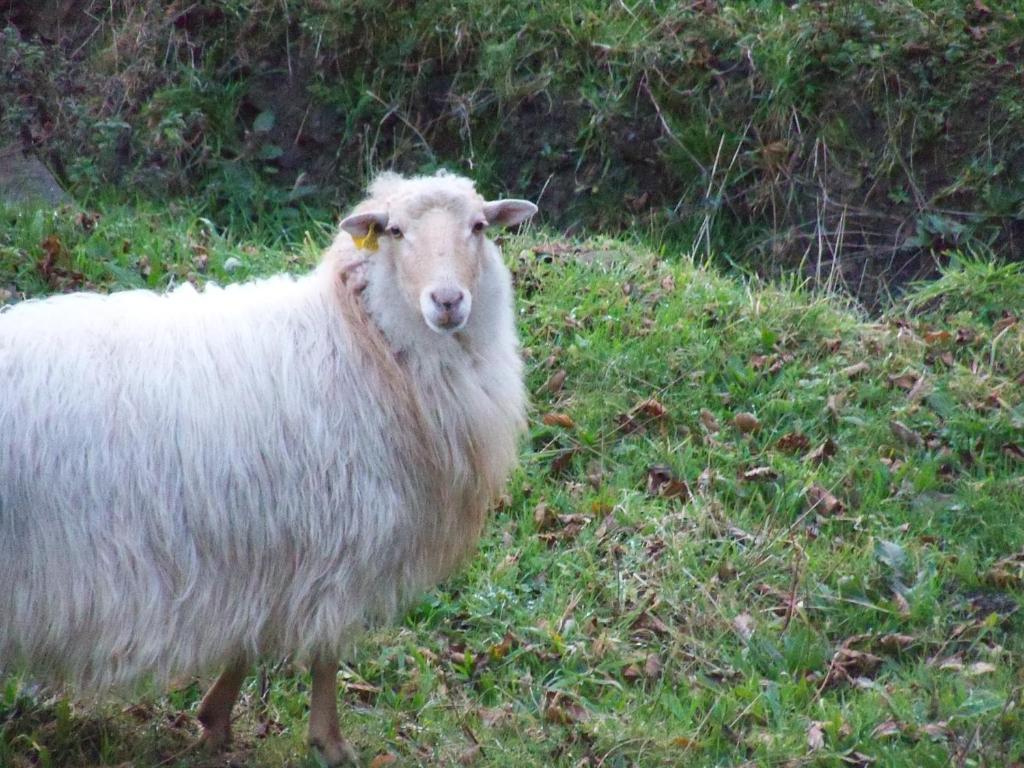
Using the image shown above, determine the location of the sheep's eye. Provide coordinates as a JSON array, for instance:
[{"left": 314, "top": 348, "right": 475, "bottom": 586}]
[
  {"left": 472, "top": 221, "right": 486, "bottom": 234},
  {"left": 388, "top": 226, "right": 403, "bottom": 238}
]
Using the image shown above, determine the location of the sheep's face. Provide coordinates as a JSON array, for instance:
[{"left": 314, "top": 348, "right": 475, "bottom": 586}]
[{"left": 341, "top": 197, "right": 536, "bottom": 335}]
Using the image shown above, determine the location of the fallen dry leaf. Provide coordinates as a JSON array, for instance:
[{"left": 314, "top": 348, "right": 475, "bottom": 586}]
[
  {"left": 533, "top": 502, "right": 557, "bottom": 530},
  {"left": 1003, "top": 443, "right": 1024, "bottom": 463},
  {"left": 877, "top": 633, "right": 916, "bottom": 653},
  {"left": 479, "top": 707, "right": 509, "bottom": 728},
  {"left": 841, "top": 361, "right": 870, "bottom": 379},
  {"left": 646, "top": 465, "right": 690, "bottom": 500},
  {"left": 369, "top": 754, "right": 398, "bottom": 768},
  {"left": 699, "top": 408, "right": 720, "bottom": 433},
  {"left": 776, "top": 432, "right": 811, "bottom": 454},
  {"left": 825, "top": 644, "right": 884, "bottom": 687},
  {"left": 644, "top": 653, "right": 662, "bottom": 679},
  {"left": 888, "top": 372, "right": 919, "bottom": 391},
  {"left": 549, "top": 447, "right": 579, "bottom": 476},
  {"left": 872, "top": 720, "right": 903, "bottom": 739},
  {"left": 993, "top": 314, "right": 1018, "bottom": 334},
  {"left": 632, "top": 397, "right": 668, "bottom": 419},
  {"left": 544, "top": 369, "right": 567, "bottom": 394},
  {"left": 806, "top": 484, "right": 843, "bottom": 516},
  {"left": 907, "top": 374, "right": 931, "bottom": 403},
  {"left": 733, "top": 411, "right": 761, "bottom": 433},
  {"left": 924, "top": 329, "right": 952, "bottom": 345},
  {"left": 742, "top": 466, "right": 778, "bottom": 482},
  {"left": 542, "top": 412, "right": 575, "bottom": 428},
  {"left": 733, "top": 612, "right": 755, "bottom": 642},
  {"left": 805, "top": 439, "right": 838, "bottom": 465},
  {"left": 890, "top": 420, "right": 924, "bottom": 448},
  {"left": 967, "top": 661, "right": 997, "bottom": 676},
  {"left": 956, "top": 327, "right": 976, "bottom": 345},
  {"left": 807, "top": 721, "right": 825, "bottom": 751}
]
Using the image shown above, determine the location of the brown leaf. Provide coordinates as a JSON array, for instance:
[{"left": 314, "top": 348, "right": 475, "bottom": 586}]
[
  {"left": 985, "top": 550, "right": 1024, "bottom": 588},
  {"left": 646, "top": 465, "right": 690, "bottom": 500},
  {"left": 622, "top": 664, "right": 642, "bottom": 683},
  {"left": 807, "top": 721, "right": 825, "bottom": 751},
  {"left": 993, "top": 314, "right": 1017, "bottom": 334},
  {"left": 924, "top": 329, "right": 952, "bottom": 345},
  {"left": 544, "top": 369, "right": 567, "bottom": 394},
  {"left": 826, "top": 393, "right": 843, "bottom": 420},
  {"left": 733, "top": 412, "right": 760, "bottom": 433},
  {"left": 479, "top": 707, "right": 509, "bottom": 728},
  {"left": 907, "top": 375, "right": 930, "bottom": 403},
  {"left": 672, "top": 736, "right": 699, "bottom": 749},
  {"left": 968, "top": 661, "right": 997, "bottom": 676},
  {"left": 632, "top": 398, "right": 668, "bottom": 419},
  {"left": 534, "top": 502, "right": 557, "bottom": 530},
  {"left": 919, "top": 721, "right": 949, "bottom": 740},
  {"left": 877, "top": 633, "right": 916, "bottom": 653},
  {"left": 458, "top": 745, "right": 482, "bottom": 765},
  {"left": 488, "top": 632, "right": 515, "bottom": 661},
  {"left": 742, "top": 466, "right": 778, "bottom": 482},
  {"left": 1003, "top": 443, "right": 1024, "bottom": 463},
  {"left": 733, "top": 612, "right": 755, "bottom": 641},
  {"left": 841, "top": 361, "right": 870, "bottom": 379},
  {"left": 643, "top": 653, "right": 662, "bottom": 679},
  {"left": 631, "top": 611, "right": 673, "bottom": 637},
  {"left": 542, "top": 412, "right": 575, "bottom": 428},
  {"left": 890, "top": 420, "right": 924, "bottom": 448},
  {"left": 699, "top": 408, "right": 720, "bottom": 433},
  {"left": 776, "top": 432, "right": 811, "bottom": 454},
  {"left": 806, "top": 484, "right": 843, "bottom": 516},
  {"left": 956, "top": 327, "right": 976, "bottom": 345},
  {"left": 888, "top": 372, "right": 918, "bottom": 391},
  {"left": 872, "top": 720, "right": 903, "bottom": 738},
  {"left": 805, "top": 439, "right": 838, "bottom": 465},
  {"left": 549, "top": 447, "right": 578, "bottom": 476},
  {"left": 826, "top": 646, "right": 883, "bottom": 687},
  {"left": 369, "top": 754, "right": 398, "bottom": 768},
  {"left": 892, "top": 590, "right": 911, "bottom": 617},
  {"left": 544, "top": 692, "right": 590, "bottom": 724}
]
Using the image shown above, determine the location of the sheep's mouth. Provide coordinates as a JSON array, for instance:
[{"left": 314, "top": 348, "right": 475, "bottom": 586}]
[
  {"left": 420, "top": 287, "right": 471, "bottom": 334},
  {"left": 424, "top": 311, "right": 468, "bottom": 334}
]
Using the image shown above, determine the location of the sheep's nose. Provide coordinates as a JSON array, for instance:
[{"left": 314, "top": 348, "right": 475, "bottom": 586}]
[{"left": 430, "top": 287, "right": 464, "bottom": 312}]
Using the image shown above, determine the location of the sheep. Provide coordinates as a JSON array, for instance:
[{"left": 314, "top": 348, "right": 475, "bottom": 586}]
[{"left": 0, "top": 170, "right": 537, "bottom": 765}]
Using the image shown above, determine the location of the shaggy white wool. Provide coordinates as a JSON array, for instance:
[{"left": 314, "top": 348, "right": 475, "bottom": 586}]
[{"left": 0, "top": 172, "right": 528, "bottom": 691}]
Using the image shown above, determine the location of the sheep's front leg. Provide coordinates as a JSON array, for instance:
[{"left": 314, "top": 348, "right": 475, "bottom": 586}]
[
  {"left": 308, "top": 657, "right": 359, "bottom": 766},
  {"left": 196, "top": 660, "right": 248, "bottom": 751}
]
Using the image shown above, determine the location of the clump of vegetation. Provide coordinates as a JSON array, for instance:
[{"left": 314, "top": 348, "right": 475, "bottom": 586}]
[
  {"left": 2, "top": 199, "right": 1023, "bottom": 765},
  {"left": 3, "top": 1, "right": 1024, "bottom": 300}
]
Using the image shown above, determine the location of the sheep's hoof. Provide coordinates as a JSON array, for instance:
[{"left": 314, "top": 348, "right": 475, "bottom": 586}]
[
  {"left": 196, "top": 724, "right": 231, "bottom": 753},
  {"left": 309, "top": 734, "right": 360, "bottom": 767},
  {"left": 197, "top": 717, "right": 232, "bottom": 753}
]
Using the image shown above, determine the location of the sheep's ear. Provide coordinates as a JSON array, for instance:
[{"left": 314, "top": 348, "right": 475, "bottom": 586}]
[
  {"left": 339, "top": 211, "right": 388, "bottom": 238},
  {"left": 483, "top": 199, "right": 538, "bottom": 228}
]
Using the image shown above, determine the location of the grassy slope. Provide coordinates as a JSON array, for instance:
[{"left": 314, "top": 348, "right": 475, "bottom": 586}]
[
  {"left": 4, "top": 0, "right": 1024, "bottom": 298},
  {"left": 1, "top": 202, "right": 1023, "bottom": 767}
]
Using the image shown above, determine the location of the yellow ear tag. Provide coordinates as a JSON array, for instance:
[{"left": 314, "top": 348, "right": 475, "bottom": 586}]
[{"left": 352, "top": 227, "right": 379, "bottom": 252}]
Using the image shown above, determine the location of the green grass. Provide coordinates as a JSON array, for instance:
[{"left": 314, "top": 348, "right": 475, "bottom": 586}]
[
  {"left": 2, "top": 200, "right": 1023, "bottom": 766},
  {"left": 4, "top": 0, "right": 1024, "bottom": 298}
]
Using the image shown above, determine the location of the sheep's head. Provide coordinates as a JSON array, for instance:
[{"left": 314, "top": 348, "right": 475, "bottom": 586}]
[{"left": 340, "top": 176, "right": 536, "bottom": 334}]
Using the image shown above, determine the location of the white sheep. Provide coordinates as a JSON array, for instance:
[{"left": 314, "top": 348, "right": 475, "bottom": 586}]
[{"left": 0, "top": 170, "right": 536, "bottom": 765}]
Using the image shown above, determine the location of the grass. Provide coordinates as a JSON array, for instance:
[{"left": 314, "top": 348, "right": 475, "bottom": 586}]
[
  {"left": 2, "top": 199, "right": 1024, "bottom": 766},
  {"left": 4, "top": 1, "right": 1024, "bottom": 299}
]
